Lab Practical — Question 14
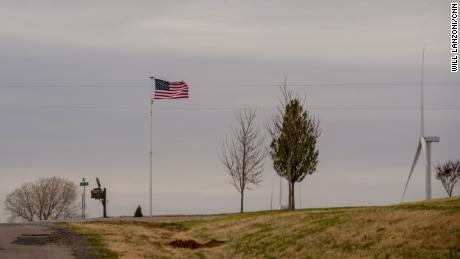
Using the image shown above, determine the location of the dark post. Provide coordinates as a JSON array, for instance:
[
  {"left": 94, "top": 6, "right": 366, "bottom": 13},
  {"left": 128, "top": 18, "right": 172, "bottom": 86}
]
[
  {"left": 91, "top": 178, "right": 108, "bottom": 218},
  {"left": 102, "top": 188, "right": 107, "bottom": 218}
]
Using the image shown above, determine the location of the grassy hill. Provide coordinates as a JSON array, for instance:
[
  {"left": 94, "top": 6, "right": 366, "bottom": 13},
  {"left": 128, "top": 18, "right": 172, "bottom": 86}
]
[{"left": 65, "top": 197, "right": 460, "bottom": 258}]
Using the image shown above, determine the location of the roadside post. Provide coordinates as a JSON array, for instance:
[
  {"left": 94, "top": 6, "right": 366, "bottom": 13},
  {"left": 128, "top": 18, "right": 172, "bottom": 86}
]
[
  {"left": 90, "top": 177, "right": 108, "bottom": 218},
  {"left": 80, "top": 178, "right": 89, "bottom": 219}
]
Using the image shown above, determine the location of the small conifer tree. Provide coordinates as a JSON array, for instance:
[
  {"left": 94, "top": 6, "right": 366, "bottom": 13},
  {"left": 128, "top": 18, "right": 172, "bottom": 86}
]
[{"left": 134, "top": 205, "right": 143, "bottom": 217}]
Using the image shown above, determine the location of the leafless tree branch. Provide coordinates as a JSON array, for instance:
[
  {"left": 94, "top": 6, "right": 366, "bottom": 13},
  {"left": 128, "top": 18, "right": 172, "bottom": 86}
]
[
  {"left": 435, "top": 160, "right": 460, "bottom": 197},
  {"left": 4, "top": 177, "right": 79, "bottom": 222},
  {"left": 221, "top": 108, "right": 266, "bottom": 212}
]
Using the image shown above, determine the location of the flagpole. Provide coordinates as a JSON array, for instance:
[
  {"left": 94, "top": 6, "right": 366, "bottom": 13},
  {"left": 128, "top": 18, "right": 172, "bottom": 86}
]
[{"left": 149, "top": 76, "right": 154, "bottom": 219}]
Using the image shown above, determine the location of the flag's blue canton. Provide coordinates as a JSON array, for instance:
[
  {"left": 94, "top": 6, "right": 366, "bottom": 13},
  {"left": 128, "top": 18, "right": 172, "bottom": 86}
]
[{"left": 155, "top": 79, "right": 170, "bottom": 90}]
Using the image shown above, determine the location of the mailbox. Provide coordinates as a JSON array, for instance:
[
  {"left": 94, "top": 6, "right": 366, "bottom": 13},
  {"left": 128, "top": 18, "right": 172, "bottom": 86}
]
[
  {"left": 91, "top": 188, "right": 104, "bottom": 199},
  {"left": 91, "top": 177, "right": 108, "bottom": 218}
]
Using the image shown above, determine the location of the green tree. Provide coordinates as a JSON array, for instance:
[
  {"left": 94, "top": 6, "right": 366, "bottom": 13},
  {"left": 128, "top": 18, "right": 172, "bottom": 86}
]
[
  {"left": 268, "top": 87, "right": 320, "bottom": 210},
  {"left": 134, "top": 205, "right": 143, "bottom": 217}
]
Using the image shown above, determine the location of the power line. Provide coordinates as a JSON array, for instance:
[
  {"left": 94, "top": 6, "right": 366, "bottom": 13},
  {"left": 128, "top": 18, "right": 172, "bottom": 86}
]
[
  {"left": 0, "top": 82, "right": 459, "bottom": 88},
  {"left": 0, "top": 105, "right": 459, "bottom": 111}
]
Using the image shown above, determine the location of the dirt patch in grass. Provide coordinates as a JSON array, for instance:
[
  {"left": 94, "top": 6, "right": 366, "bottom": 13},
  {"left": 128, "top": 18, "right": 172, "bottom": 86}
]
[
  {"left": 13, "top": 234, "right": 58, "bottom": 245},
  {"left": 169, "top": 239, "right": 225, "bottom": 249},
  {"left": 66, "top": 197, "right": 460, "bottom": 259},
  {"left": 67, "top": 220, "right": 223, "bottom": 259}
]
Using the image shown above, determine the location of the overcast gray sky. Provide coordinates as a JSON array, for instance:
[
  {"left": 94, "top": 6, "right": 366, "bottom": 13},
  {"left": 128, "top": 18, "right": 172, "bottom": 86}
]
[{"left": 1, "top": 0, "right": 459, "bottom": 222}]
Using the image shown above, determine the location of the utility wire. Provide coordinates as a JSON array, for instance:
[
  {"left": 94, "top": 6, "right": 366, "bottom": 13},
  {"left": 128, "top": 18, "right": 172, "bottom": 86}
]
[
  {"left": 0, "top": 83, "right": 459, "bottom": 88},
  {"left": 1, "top": 82, "right": 458, "bottom": 111},
  {"left": 0, "top": 105, "right": 459, "bottom": 111}
]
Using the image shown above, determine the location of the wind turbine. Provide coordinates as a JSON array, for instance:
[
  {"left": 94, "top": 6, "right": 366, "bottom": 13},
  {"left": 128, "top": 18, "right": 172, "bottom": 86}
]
[{"left": 401, "top": 45, "right": 440, "bottom": 201}]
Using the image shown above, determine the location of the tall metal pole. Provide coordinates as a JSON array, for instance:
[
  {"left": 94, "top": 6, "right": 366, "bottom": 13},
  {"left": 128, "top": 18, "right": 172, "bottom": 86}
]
[
  {"left": 279, "top": 177, "right": 282, "bottom": 209},
  {"left": 83, "top": 184, "right": 86, "bottom": 219},
  {"left": 426, "top": 142, "right": 432, "bottom": 200},
  {"left": 299, "top": 181, "right": 302, "bottom": 209},
  {"left": 270, "top": 178, "right": 273, "bottom": 210},
  {"left": 279, "top": 75, "right": 287, "bottom": 210},
  {"left": 421, "top": 44, "right": 425, "bottom": 137},
  {"left": 81, "top": 178, "right": 86, "bottom": 219},
  {"left": 149, "top": 77, "right": 154, "bottom": 218},
  {"left": 81, "top": 193, "right": 84, "bottom": 219},
  {"left": 420, "top": 44, "right": 431, "bottom": 200}
]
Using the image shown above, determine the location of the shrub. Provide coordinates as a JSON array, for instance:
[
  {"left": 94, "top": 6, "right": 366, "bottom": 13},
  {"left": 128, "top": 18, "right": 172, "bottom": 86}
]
[{"left": 134, "top": 205, "right": 143, "bottom": 217}]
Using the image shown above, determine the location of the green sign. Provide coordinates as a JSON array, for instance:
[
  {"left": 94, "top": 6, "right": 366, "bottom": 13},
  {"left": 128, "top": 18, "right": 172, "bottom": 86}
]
[{"left": 80, "top": 182, "right": 89, "bottom": 186}]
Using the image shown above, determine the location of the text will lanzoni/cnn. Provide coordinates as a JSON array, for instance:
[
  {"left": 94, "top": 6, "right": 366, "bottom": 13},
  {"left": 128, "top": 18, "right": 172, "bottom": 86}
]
[{"left": 452, "top": 3, "right": 458, "bottom": 72}]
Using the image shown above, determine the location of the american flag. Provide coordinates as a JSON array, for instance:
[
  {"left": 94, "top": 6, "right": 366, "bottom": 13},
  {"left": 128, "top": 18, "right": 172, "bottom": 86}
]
[{"left": 153, "top": 79, "right": 189, "bottom": 100}]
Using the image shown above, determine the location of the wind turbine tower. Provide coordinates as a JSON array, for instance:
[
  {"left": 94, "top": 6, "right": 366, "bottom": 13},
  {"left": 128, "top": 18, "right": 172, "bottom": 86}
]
[{"left": 402, "top": 45, "right": 440, "bottom": 201}]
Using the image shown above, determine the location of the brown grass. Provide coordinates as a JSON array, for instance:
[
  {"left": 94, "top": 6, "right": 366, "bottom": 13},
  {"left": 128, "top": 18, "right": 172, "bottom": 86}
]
[{"left": 68, "top": 197, "right": 460, "bottom": 258}]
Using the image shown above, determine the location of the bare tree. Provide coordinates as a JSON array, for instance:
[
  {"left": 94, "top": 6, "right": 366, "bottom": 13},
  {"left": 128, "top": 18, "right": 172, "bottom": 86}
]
[
  {"left": 3, "top": 182, "right": 36, "bottom": 222},
  {"left": 435, "top": 160, "right": 460, "bottom": 197},
  {"left": 4, "top": 177, "right": 79, "bottom": 222},
  {"left": 267, "top": 85, "right": 320, "bottom": 210},
  {"left": 221, "top": 108, "right": 265, "bottom": 213}
]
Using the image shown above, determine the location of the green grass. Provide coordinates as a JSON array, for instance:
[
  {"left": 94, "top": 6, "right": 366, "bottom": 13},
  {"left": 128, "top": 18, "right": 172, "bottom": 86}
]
[
  {"left": 64, "top": 197, "right": 460, "bottom": 258},
  {"left": 88, "top": 218, "right": 202, "bottom": 232},
  {"left": 61, "top": 222, "right": 119, "bottom": 259}
]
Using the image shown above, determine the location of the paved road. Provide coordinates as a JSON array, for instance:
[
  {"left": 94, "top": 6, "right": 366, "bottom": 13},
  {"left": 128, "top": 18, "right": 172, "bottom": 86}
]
[{"left": 0, "top": 223, "right": 92, "bottom": 259}]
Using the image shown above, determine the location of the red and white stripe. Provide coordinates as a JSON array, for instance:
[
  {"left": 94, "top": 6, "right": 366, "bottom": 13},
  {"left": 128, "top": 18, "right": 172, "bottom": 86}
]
[{"left": 153, "top": 81, "right": 189, "bottom": 99}]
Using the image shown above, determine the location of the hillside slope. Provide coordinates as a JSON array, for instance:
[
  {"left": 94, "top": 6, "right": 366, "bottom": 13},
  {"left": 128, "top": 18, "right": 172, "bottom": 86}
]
[{"left": 67, "top": 197, "right": 460, "bottom": 258}]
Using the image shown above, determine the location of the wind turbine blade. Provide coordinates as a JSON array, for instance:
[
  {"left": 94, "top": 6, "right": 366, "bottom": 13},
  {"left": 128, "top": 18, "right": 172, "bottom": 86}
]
[
  {"left": 402, "top": 141, "right": 422, "bottom": 202},
  {"left": 421, "top": 136, "right": 427, "bottom": 156}
]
